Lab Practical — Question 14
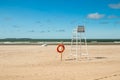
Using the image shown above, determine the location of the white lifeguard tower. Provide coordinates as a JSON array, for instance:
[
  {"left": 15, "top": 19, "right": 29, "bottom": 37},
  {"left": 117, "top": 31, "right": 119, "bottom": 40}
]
[{"left": 70, "top": 25, "right": 89, "bottom": 60}]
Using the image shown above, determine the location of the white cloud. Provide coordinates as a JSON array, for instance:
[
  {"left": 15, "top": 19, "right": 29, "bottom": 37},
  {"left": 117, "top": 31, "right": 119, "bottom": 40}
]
[
  {"left": 29, "top": 30, "right": 35, "bottom": 32},
  {"left": 108, "top": 15, "right": 120, "bottom": 19},
  {"left": 87, "top": 13, "right": 105, "bottom": 19},
  {"left": 56, "top": 29, "right": 65, "bottom": 32},
  {"left": 109, "top": 3, "right": 120, "bottom": 9},
  {"left": 99, "top": 21, "right": 109, "bottom": 24},
  {"left": 115, "top": 21, "right": 120, "bottom": 24}
]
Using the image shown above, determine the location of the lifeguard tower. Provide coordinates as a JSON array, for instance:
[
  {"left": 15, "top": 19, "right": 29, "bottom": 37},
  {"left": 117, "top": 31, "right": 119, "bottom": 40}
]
[{"left": 70, "top": 25, "right": 89, "bottom": 60}]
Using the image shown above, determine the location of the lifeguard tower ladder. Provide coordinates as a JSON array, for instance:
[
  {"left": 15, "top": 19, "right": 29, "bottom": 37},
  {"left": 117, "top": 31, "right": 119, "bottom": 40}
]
[{"left": 70, "top": 25, "right": 89, "bottom": 60}]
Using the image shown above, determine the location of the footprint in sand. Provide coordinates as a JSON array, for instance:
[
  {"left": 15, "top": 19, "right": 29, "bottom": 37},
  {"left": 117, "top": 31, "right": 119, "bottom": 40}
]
[{"left": 94, "top": 73, "right": 120, "bottom": 80}]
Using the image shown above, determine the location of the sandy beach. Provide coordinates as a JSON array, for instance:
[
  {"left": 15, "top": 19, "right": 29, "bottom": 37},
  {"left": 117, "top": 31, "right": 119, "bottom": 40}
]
[{"left": 0, "top": 45, "right": 120, "bottom": 80}]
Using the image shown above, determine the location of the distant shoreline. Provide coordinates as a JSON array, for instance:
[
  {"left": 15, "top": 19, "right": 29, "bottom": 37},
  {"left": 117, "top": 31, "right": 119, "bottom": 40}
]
[
  {"left": 0, "top": 42, "right": 120, "bottom": 45},
  {"left": 0, "top": 38, "right": 120, "bottom": 42},
  {"left": 0, "top": 38, "right": 120, "bottom": 45}
]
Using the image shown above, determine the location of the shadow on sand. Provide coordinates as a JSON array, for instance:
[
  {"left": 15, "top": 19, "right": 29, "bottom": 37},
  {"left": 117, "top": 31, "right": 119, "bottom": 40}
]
[{"left": 65, "top": 57, "right": 107, "bottom": 61}]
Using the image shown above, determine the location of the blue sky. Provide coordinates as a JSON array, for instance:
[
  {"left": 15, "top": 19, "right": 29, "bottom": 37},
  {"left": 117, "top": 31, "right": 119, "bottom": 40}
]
[{"left": 0, "top": 0, "right": 120, "bottom": 39}]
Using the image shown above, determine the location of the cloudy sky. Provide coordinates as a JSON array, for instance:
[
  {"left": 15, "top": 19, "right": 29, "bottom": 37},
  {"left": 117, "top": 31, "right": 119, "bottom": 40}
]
[{"left": 0, "top": 0, "right": 120, "bottom": 39}]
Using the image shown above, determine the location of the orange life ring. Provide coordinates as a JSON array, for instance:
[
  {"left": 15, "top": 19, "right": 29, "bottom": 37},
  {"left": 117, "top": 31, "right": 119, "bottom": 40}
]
[{"left": 57, "top": 44, "right": 65, "bottom": 53}]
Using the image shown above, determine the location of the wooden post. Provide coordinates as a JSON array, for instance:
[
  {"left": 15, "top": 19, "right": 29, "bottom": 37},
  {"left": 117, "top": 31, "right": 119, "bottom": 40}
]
[{"left": 61, "top": 53, "right": 62, "bottom": 61}]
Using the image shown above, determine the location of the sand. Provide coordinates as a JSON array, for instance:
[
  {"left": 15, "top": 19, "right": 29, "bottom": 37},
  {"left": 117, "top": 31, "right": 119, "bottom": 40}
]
[{"left": 0, "top": 45, "right": 120, "bottom": 80}]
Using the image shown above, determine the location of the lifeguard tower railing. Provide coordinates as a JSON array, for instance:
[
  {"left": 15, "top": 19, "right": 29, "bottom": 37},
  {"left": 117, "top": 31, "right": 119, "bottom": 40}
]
[{"left": 70, "top": 25, "right": 89, "bottom": 60}]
